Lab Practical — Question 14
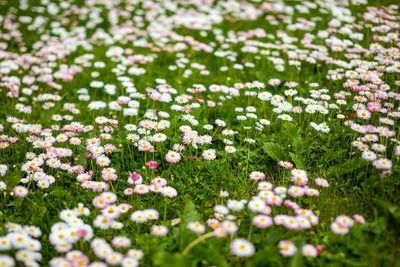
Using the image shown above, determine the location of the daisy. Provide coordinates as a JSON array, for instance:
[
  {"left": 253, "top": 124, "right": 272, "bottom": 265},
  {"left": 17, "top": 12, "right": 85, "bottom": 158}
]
[
  {"left": 0, "top": 255, "right": 14, "bottom": 267},
  {"left": 230, "top": 238, "right": 255, "bottom": 258},
  {"left": 224, "top": 145, "right": 236, "bottom": 154},
  {"left": 130, "top": 211, "right": 147, "bottom": 223},
  {"left": 121, "top": 258, "right": 139, "bottom": 267},
  {"left": 171, "top": 218, "right": 181, "bottom": 227},
  {"left": 249, "top": 171, "right": 265, "bottom": 181},
  {"left": 373, "top": 158, "right": 392, "bottom": 169},
  {"left": 0, "top": 181, "right": 7, "bottom": 191},
  {"left": 214, "top": 205, "right": 229, "bottom": 215},
  {"left": 161, "top": 186, "right": 177, "bottom": 198},
  {"left": 302, "top": 244, "right": 318, "bottom": 257},
  {"left": 278, "top": 240, "right": 297, "bottom": 257},
  {"left": 257, "top": 181, "right": 273, "bottom": 191},
  {"left": 335, "top": 215, "right": 354, "bottom": 228},
  {"left": 283, "top": 216, "right": 300, "bottom": 231},
  {"left": 227, "top": 200, "right": 244, "bottom": 212},
  {"left": 105, "top": 252, "right": 123, "bottom": 266},
  {"left": 361, "top": 150, "right": 377, "bottom": 161},
  {"left": 248, "top": 199, "right": 266, "bottom": 213},
  {"left": 274, "top": 186, "right": 287, "bottom": 195},
  {"left": 288, "top": 186, "right": 305, "bottom": 198},
  {"left": 0, "top": 236, "right": 12, "bottom": 250},
  {"left": 93, "top": 215, "right": 111, "bottom": 229},
  {"left": 315, "top": 178, "right": 329, "bottom": 187},
  {"left": 278, "top": 161, "right": 293, "bottom": 169},
  {"left": 144, "top": 209, "right": 159, "bottom": 220},
  {"left": 101, "top": 205, "right": 120, "bottom": 220},
  {"left": 134, "top": 184, "right": 149, "bottom": 195},
  {"left": 252, "top": 215, "right": 273, "bottom": 228},
  {"left": 13, "top": 185, "right": 28, "bottom": 197},
  {"left": 102, "top": 192, "right": 117, "bottom": 204},
  {"left": 187, "top": 222, "right": 205, "bottom": 234},
  {"left": 151, "top": 225, "right": 168, "bottom": 236},
  {"left": 165, "top": 150, "right": 181, "bottom": 163},
  {"left": 112, "top": 236, "right": 131, "bottom": 248},
  {"left": 125, "top": 249, "right": 143, "bottom": 261},
  {"left": 305, "top": 188, "right": 319, "bottom": 197},
  {"left": 266, "top": 194, "right": 283, "bottom": 206},
  {"left": 202, "top": 149, "right": 216, "bottom": 161},
  {"left": 214, "top": 227, "right": 228, "bottom": 238}
]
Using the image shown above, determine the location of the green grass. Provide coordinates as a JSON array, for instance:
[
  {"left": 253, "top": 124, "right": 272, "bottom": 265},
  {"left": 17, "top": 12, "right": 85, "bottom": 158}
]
[{"left": 0, "top": 0, "right": 400, "bottom": 266}]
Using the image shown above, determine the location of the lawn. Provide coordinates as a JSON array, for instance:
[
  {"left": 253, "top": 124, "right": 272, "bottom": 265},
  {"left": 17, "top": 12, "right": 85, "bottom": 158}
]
[{"left": 0, "top": 0, "right": 399, "bottom": 266}]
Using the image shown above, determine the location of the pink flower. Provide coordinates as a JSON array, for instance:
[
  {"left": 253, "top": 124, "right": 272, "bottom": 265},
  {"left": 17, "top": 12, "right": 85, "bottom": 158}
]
[
  {"left": 102, "top": 172, "right": 117, "bottom": 181},
  {"left": 131, "top": 172, "right": 141, "bottom": 180},
  {"left": 124, "top": 188, "right": 134, "bottom": 195},
  {"left": 71, "top": 256, "right": 89, "bottom": 267},
  {"left": 138, "top": 144, "right": 153, "bottom": 151},
  {"left": 146, "top": 161, "right": 158, "bottom": 169},
  {"left": 353, "top": 214, "right": 365, "bottom": 224},
  {"left": 284, "top": 200, "right": 300, "bottom": 210},
  {"left": 249, "top": 171, "right": 265, "bottom": 181},
  {"left": 128, "top": 172, "right": 142, "bottom": 185},
  {"left": 77, "top": 229, "right": 88, "bottom": 239},
  {"left": 278, "top": 161, "right": 293, "bottom": 169},
  {"left": 315, "top": 178, "right": 329, "bottom": 187}
]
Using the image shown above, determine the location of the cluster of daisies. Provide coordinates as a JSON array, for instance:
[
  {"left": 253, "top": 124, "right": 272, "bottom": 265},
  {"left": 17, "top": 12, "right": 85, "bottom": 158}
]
[
  {"left": 123, "top": 172, "right": 178, "bottom": 198},
  {"left": 50, "top": 239, "right": 143, "bottom": 267},
  {"left": 177, "top": 165, "right": 364, "bottom": 259},
  {"left": 0, "top": 223, "right": 42, "bottom": 267},
  {"left": 49, "top": 201, "right": 144, "bottom": 266}
]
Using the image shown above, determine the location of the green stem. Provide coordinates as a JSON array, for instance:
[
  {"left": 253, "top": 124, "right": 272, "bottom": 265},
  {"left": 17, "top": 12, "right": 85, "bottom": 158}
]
[
  {"left": 109, "top": 181, "right": 116, "bottom": 194},
  {"left": 182, "top": 232, "right": 215, "bottom": 256},
  {"left": 163, "top": 200, "right": 168, "bottom": 222}
]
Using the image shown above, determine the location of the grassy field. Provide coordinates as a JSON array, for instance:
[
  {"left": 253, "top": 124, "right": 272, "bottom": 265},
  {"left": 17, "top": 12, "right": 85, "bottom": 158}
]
[{"left": 0, "top": 0, "right": 399, "bottom": 266}]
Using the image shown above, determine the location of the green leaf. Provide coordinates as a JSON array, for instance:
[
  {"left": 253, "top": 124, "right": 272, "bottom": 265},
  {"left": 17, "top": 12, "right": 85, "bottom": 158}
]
[
  {"left": 76, "top": 145, "right": 87, "bottom": 166},
  {"left": 181, "top": 200, "right": 201, "bottom": 225},
  {"left": 289, "top": 251, "right": 304, "bottom": 267},
  {"left": 284, "top": 121, "right": 299, "bottom": 139},
  {"left": 153, "top": 251, "right": 197, "bottom": 267},
  {"left": 5, "top": 170, "right": 21, "bottom": 189},
  {"left": 263, "top": 142, "right": 288, "bottom": 162},
  {"left": 290, "top": 152, "right": 306, "bottom": 169}
]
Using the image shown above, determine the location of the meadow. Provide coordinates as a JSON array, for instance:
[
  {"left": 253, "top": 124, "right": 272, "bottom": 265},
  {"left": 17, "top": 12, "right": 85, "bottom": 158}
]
[{"left": 0, "top": 0, "right": 399, "bottom": 266}]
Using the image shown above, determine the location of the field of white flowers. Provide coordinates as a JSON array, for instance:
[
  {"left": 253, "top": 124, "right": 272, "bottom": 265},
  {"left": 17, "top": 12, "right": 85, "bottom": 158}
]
[{"left": 0, "top": 0, "right": 399, "bottom": 266}]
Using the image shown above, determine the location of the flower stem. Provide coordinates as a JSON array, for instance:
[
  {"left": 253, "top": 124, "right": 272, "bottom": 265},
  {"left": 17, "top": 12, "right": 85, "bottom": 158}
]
[
  {"left": 182, "top": 232, "right": 215, "bottom": 256},
  {"left": 163, "top": 200, "right": 168, "bottom": 222}
]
